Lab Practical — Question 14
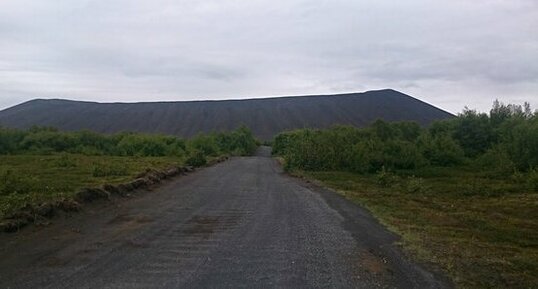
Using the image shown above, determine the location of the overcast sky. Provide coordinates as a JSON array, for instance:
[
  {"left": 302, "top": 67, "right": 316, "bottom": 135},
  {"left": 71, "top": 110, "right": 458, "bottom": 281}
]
[{"left": 0, "top": 0, "right": 537, "bottom": 113}]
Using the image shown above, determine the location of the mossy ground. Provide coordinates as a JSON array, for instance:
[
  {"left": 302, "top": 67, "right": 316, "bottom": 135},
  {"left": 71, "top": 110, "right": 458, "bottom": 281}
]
[
  {"left": 0, "top": 154, "right": 183, "bottom": 219},
  {"left": 295, "top": 167, "right": 538, "bottom": 289}
]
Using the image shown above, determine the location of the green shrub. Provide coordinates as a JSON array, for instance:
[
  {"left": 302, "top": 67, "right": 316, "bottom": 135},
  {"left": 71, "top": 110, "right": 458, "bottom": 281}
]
[
  {"left": 273, "top": 101, "right": 535, "bottom": 179},
  {"left": 0, "top": 127, "right": 25, "bottom": 154},
  {"left": 452, "top": 108, "right": 494, "bottom": 157},
  {"left": 217, "top": 125, "right": 258, "bottom": 156},
  {"left": 0, "top": 126, "right": 256, "bottom": 159},
  {"left": 188, "top": 135, "right": 219, "bottom": 157},
  {"left": 0, "top": 170, "right": 36, "bottom": 196},
  {"left": 417, "top": 133, "right": 465, "bottom": 166},
  {"left": 477, "top": 146, "right": 515, "bottom": 177},
  {"left": 376, "top": 167, "right": 400, "bottom": 187},
  {"left": 186, "top": 150, "right": 207, "bottom": 167},
  {"left": 350, "top": 139, "right": 384, "bottom": 173},
  {"left": 404, "top": 176, "right": 427, "bottom": 193},
  {"left": 503, "top": 117, "right": 538, "bottom": 171},
  {"left": 383, "top": 140, "right": 426, "bottom": 170},
  {"left": 0, "top": 192, "right": 32, "bottom": 218}
]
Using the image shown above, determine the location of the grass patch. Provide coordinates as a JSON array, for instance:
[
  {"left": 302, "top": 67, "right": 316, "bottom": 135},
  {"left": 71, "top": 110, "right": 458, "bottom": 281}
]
[
  {"left": 0, "top": 154, "right": 183, "bottom": 219},
  {"left": 92, "top": 163, "right": 129, "bottom": 177},
  {"left": 295, "top": 166, "right": 538, "bottom": 289}
]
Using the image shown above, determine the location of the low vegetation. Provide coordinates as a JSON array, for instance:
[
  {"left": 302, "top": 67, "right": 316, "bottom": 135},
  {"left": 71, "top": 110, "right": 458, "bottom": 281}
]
[
  {"left": 0, "top": 125, "right": 257, "bottom": 157},
  {"left": 0, "top": 126, "right": 257, "bottom": 220},
  {"left": 273, "top": 100, "right": 538, "bottom": 288}
]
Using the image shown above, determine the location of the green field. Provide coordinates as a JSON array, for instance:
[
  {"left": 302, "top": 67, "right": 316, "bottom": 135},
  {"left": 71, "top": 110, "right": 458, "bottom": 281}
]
[
  {"left": 0, "top": 126, "right": 258, "bottom": 221},
  {"left": 295, "top": 167, "right": 538, "bottom": 289},
  {"left": 0, "top": 154, "right": 183, "bottom": 219},
  {"left": 272, "top": 101, "right": 538, "bottom": 288}
]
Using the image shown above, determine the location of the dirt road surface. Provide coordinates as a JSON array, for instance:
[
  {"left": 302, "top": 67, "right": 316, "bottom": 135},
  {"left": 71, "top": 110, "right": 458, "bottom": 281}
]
[{"left": 0, "top": 147, "right": 450, "bottom": 288}]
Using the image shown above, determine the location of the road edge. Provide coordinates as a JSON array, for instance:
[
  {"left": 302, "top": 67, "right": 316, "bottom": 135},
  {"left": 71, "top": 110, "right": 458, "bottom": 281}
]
[
  {"left": 0, "top": 156, "right": 229, "bottom": 234},
  {"left": 285, "top": 169, "right": 454, "bottom": 289}
]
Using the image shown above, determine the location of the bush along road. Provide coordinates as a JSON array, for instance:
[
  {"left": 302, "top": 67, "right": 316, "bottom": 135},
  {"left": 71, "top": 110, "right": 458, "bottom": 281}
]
[{"left": 0, "top": 146, "right": 450, "bottom": 288}]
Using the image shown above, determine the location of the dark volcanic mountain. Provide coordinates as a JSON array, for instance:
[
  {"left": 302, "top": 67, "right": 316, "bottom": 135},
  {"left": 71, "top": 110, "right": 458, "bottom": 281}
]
[{"left": 0, "top": 89, "right": 453, "bottom": 140}]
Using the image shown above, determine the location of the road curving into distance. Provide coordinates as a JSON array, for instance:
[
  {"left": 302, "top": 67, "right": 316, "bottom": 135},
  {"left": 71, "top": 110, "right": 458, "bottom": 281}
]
[{"left": 0, "top": 146, "right": 450, "bottom": 288}]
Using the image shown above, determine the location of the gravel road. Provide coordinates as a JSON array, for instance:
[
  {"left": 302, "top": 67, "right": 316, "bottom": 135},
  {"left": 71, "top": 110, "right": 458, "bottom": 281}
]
[{"left": 0, "top": 147, "right": 450, "bottom": 288}]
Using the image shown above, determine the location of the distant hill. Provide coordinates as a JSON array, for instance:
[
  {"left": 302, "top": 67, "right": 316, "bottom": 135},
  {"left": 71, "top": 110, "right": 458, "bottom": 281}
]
[{"left": 0, "top": 89, "right": 453, "bottom": 140}]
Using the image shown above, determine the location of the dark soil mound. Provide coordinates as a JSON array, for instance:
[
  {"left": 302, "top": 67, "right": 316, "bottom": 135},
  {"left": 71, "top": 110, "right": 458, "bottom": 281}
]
[{"left": 0, "top": 89, "right": 453, "bottom": 140}]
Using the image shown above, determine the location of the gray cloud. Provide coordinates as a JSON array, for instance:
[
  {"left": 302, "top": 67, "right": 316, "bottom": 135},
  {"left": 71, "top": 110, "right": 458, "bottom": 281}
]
[{"left": 0, "top": 0, "right": 537, "bottom": 113}]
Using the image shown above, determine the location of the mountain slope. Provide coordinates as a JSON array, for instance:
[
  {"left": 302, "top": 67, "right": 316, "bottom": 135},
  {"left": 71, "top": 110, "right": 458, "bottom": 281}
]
[{"left": 0, "top": 89, "right": 453, "bottom": 140}]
